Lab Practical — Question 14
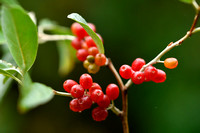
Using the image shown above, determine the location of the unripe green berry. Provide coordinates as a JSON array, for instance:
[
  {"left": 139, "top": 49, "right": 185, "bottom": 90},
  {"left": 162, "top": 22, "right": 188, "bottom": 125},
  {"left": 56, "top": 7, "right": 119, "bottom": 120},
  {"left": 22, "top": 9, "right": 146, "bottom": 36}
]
[
  {"left": 87, "top": 55, "right": 95, "bottom": 63},
  {"left": 88, "top": 64, "right": 100, "bottom": 74},
  {"left": 83, "top": 60, "right": 90, "bottom": 69}
]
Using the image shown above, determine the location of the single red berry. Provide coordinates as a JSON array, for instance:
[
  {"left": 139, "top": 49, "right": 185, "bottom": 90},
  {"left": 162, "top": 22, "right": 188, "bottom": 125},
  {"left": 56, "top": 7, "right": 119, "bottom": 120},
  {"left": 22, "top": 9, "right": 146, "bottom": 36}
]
[
  {"left": 131, "top": 71, "right": 145, "bottom": 84},
  {"left": 88, "top": 47, "right": 99, "bottom": 56},
  {"left": 89, "top": 83, "right": 102, "bottom": 94},
  {"left": 164, "top": 58, "right": 178, "bottom": 69},
  {"left": 88, "top": 23, "right": 96, "bottom": 33},
  {"left": 95, "top": 53, "right": 107, "bottom": 66},
  {"left": 152, "top": 69, "right": 166, "bottom": 83},
  {"left": 79, "top": 74, "right": 93, "bottom": 89},
  {"left": 97, "top": 95, "right": 110, "bottom": 108},
  {"left": 91, "top": 89, "right": 104, "bottom": 103},
  {"left": 92, "top": 107, "right": 108, "bottom": 121},
  {"left": 76, "top": 49, "right": 89, "bottom": 62},
  {"left": 78, "top": 95, "right": 93, "bottom": 111},
  {"left": 71, "top": 22, "right": 87, "bottom": 39},
  {"left": 69, "top": 98, "right": 81, "bottom": 112},
  {"left": 131, "top": 58, "right": 146, "bottom": 71},
  {"left": 70, "top": 84, "right": 84, "bottom": 98},
  {"left": 106, "top": 84, "right": 119, "bottom": 100},
  {"left": 85, "top": 34, "right": 103, "bottom": 48},
  {"left": 81, "top": 41, "right": 88, "bottom": 50},
  {"left": 63, "top": 79, "right": 78, "bottom": 93},
  {"left": 144, "top": 65, "right": 158, "bottom": 82},
  {"left": 119, "top": 65, "right": 133, "bottom": 79},
  {"left": 71, "top": 38, "right": 82, "bottom": 50}
]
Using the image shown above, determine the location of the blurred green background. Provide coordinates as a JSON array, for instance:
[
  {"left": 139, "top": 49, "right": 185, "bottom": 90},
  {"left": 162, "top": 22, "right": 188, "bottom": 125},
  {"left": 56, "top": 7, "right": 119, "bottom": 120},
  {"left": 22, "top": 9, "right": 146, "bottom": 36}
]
[{"left": 1, "top": 0, "right": 200, "bottom": 133}]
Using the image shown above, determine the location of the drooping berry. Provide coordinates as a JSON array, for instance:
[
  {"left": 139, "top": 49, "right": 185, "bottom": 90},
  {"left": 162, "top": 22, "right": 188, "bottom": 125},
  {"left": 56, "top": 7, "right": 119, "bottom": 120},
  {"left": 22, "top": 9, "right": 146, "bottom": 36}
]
[
  {"left": 88, "top": 64, "right": 100, "bottom": 74},
  {"left": 63, "top": 79, "right": 78, "bottom": 93},
  {"left": 97, "top": 95, "right": 110, "bottom": 108},
  {"left": 152, "top": 69, "right": 166, "bottom": 83},
  {"left": 70, "top": 84, "right": 84, "bottom": 98},
  {"left": 131, "top": 71, "right": 145, "bottom": 84},
  {"left": 71, "top": 38, "right": 82, "bottom": 50},
  {"left": 85, "top": 34, "right": 103, "bottom": 48},
  {"left": 69, "top": 98, "right": 81, "bottom": 112},
  {"left": 79, "top": 74, "right": 93, "bottom": 89},
  {"left": 106, "top": 84, "right": 119, "bottom": 100},
  {"left": 78, "top": 95, "right": 93, "bottom": 111},
  {"left": 119, "top": 65, "right": 133, "bottom": 79},
  {"left": 144, "top": 65, "right": 158, "bottom": 82},
  {"left": 88, "top": 47, "right": 99, "bottom": 56},
  {"left": 76, "top": 49, "right": 89, "bottom": 62},
  {"left": 91, "top": 89, "right": 104, "bottom": 103},
  {"left": 131, "top": 58, "right": 146, "bottom": 71},
  {"left": 92, "top": 107, "right": 108, "bottom": 121},
  {"left": 89, "top": 83, "right": 102, "bottom": 94},
  {"left": 95, "top": 53, "right": 107, "bottom": 66},
  {"left": 164, "top": 58, "right": 178, "bottom": 69}
]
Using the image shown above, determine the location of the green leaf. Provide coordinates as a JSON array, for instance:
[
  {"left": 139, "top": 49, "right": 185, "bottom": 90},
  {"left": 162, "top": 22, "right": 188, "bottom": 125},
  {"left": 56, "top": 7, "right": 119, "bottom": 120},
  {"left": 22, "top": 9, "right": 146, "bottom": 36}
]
[
  {"left": 18, "top": 74, "right": 54, "bottom": 113},
  {"left": 0, "top": 60, "right": 22, "bottom": 84},
  {"left": 180, "top": 0, "right": 193, "bottom": 4},
  {"left": 57, "top": 41, "right": 76, "bottom": 76},
  {"left": 67, "top": 13, "right": 105, "bottom": 54},
  {"left": 0, "top": 75, "right": 13, "bottom": 104},
  {"left": 1, "top": 6, "right": 38, "bottom": 73},
  {"left": 0, "top": 0, "right": 19, "bottom": 6}
]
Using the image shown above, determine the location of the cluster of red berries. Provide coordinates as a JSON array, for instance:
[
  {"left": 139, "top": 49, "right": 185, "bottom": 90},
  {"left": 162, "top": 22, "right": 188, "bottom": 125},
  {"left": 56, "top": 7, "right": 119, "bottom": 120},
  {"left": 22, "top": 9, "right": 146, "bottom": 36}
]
[
  {"left": 119, "top": 58, "right": 167, "bottom": 84},
  {"left": 71, "top": 22, "right": 107, "bottom": 74},
  {"left": 119, "top": 57, "right": 178, "bottom": 84},
  {"left": 63, "top": 73, "right": 119, "bottom": 121}
]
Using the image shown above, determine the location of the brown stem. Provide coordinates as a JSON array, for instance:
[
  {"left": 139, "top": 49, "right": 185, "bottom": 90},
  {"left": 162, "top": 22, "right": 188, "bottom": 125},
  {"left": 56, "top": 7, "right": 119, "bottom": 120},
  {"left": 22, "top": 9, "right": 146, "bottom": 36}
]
[{"left": 107, "top": 59, "right": 129, "bottom": 133}]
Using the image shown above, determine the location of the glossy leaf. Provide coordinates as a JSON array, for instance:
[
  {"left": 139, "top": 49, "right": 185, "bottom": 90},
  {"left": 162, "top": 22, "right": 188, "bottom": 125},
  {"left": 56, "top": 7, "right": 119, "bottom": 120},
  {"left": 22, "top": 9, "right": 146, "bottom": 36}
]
[
  {"left": 67, "top": 13, "right": 105, "bottom": 54},
  {"left": 180, "top": 0, "right": 193, "bottom": 4},
  {"left": 1, "top": 6, "right": 38, "bottom": 73},
  {"left": 0, "top": 60, "right": 22, "bottom": 84},
  {"left": 18, "top": 74, "right": 54, "bottom": 113}
]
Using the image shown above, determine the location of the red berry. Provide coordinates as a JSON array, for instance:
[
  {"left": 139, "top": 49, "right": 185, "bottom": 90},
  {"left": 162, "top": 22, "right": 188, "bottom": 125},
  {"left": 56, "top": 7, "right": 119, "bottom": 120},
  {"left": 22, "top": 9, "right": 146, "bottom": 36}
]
[
  {"left": 92, "top": 107, "right": 108, "bottom": 121},
  {"left": 76, "top": 49, "right": 89, "bottom": 62},
  {"left": 89, "top": 83, "right": 102, "bottom": 94},
  {"left": 69, "top": 98, "right": 81, "bottom": 112},
  {"left": 97, "top": 95, "right": 110, "bottom": 108},
  {"left": 81, "top": 41, "right": 88, "bottom": 50},
  {"left": 106, "top": 84, "right": 119, "bottom": 100},
  {"left": 95, "top": 53, "right": 107, "bottom": 66},
  {"left": 71, "top": 22, "right": 87, "bottom": 39},
  {"left": 88, "top": 23, "right": 96, "bottom": 33},
  {"left": 91, "top": 89, "right": 104, "bottom": 103},
  {"left": 131, "top": 71, "right": 145, "bottom": 84},
  {"left": 119, "top": 65, "right": 133, "bottom": 79},
  {"left": 63, "top": 79, "right": 78, "bottom": 93},
  {"left": 152, "top": 69, "right": 166, "bottom": 83},
  {"left": 70, "top": 85, "right": 84, "bottom": 98},
  {"left": 88, "top": 47, "right": 99, "bottom": 56},
  {"left": 78, "top": 95, "right": 93, "bottom": 111},
  {"left": 71, "top": 38, "right": 82, "bottom": 50},
  {"left": 131, "top": 58, "right": 146, "bottom": 71},
  {"left": 85, "top": 34, "right": 103, "bottom": 48},
  {"left": 144, "top": 66, "right": 158, "bottom": 82},
  {"left": 79, "top": 74, "right": 93, "bottom": 89}
]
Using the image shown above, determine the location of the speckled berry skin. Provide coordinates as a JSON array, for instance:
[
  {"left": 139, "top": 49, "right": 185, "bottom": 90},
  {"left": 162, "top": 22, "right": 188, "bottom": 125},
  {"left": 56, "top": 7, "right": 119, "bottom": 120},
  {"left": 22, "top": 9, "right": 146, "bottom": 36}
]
[
  {"left": 131, "top": 71, "right": 145, "bottom": 84},
  {"left": 106, "top": 84, "right": 119, "bottom": 100},
  {"left": 63, "top": 79, "right": 78, "bottom": 93},
  {"left": 131, "top": 58, "right": 146, "bottom": 71},
  {"left": 119, "top": 65, "right": 133, "bottom": 79},
  {"left": 79, "top": 74, "right": 93, "bottom": 89},
  {"left": 92, "top": 107, "right": 108, "bottom": 121}
]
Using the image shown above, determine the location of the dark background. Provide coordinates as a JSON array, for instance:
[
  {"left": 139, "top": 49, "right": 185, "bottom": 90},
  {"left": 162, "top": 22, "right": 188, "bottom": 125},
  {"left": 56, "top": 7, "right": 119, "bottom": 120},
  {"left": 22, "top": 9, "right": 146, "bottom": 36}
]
[{"left": 1, "top": 0, "right": 200, "bottom": 133}]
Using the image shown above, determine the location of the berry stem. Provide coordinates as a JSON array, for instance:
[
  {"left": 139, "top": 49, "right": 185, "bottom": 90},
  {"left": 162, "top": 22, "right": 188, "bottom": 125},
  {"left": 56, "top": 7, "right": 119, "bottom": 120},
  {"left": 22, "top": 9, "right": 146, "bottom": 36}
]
[
  {"left": 53, "top": 90, "right": 72, "bottom": 97},
  {"left": 125, "top": 6, "right": 200, "bottom": 89},
  {"left": 107, "top": 100, "right": 122, "bottom": 116}
]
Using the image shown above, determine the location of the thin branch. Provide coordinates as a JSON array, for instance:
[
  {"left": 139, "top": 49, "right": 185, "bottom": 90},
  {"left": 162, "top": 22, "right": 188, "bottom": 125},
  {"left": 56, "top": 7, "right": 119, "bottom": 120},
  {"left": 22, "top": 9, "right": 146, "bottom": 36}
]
[
  {"left": 107, "top": 58, "right": 125, "bottom": 90},
  {"left": 53, "top": 90, "right": 72, "bottom": 97},
  {"left": 124, "top": 10, "right": 200, "bottom": 89},
  {"left": 192, "top": 0, "right": 200, "bottom": 11},
  {"left": 107, "top": 100, "right": 122, "bottom": 116}
]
